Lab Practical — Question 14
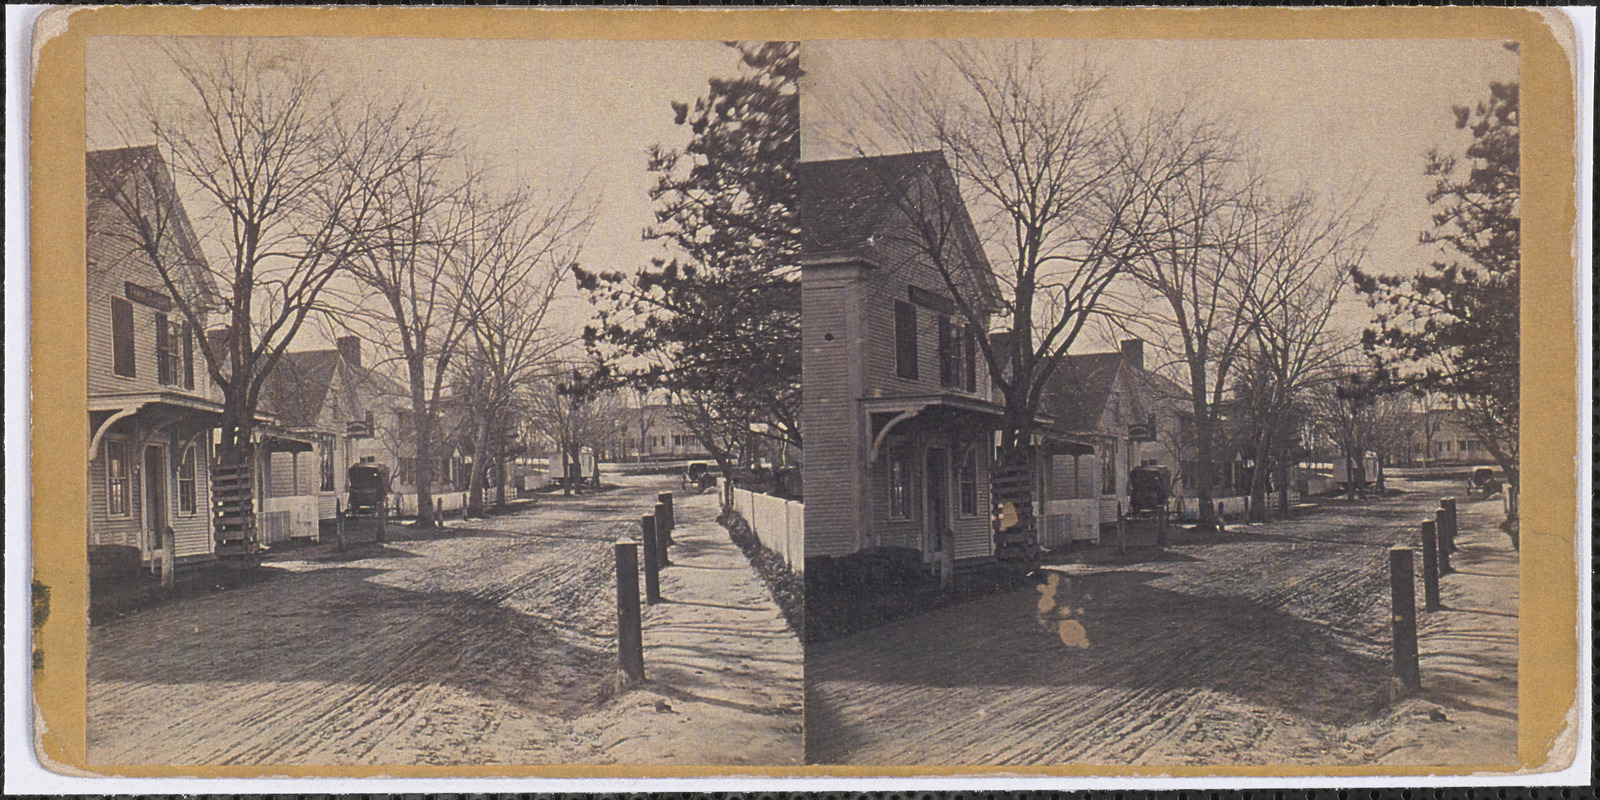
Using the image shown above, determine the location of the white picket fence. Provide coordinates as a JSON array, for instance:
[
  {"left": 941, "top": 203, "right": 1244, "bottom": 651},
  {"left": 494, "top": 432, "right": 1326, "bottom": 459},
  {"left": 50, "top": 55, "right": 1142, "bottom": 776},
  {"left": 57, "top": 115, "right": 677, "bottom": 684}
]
[
  {"left": 730, "top": 487, "right": 804, "bottom": 574},
  {"left": 392, "top": 491, "right": 469, "bottom": 517}
]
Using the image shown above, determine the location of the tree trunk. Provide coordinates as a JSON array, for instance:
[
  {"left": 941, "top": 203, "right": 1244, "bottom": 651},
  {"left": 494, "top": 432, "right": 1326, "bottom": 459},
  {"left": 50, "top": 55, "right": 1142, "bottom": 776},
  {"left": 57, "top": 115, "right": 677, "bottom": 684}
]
[
  {"left": 1249, "top": 434, "right": 1271, "bottom": 523},
  {"left": 467, "top": 413, "right": 491, "bottom": 517},
  {"left": 409, "top": 367, "right": 437, "bottom": 529},
  {"left": 1275, "top": 433, "right": 1292, "bottom": 517}
]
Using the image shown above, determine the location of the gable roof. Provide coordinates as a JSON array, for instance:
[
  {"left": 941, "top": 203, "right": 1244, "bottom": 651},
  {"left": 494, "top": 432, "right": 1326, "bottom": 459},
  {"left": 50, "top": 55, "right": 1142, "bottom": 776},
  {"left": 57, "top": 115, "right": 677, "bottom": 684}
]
[
  {"left": 1042, "top": 352, "right": 1127, "bottom": 434},
  {"left": 259, "top": 349, "right": 343, "bottom": 429},
  {"left": 800, "top": 150, "right": 1001, "bottom": 310},
  {"left": 86, "top": 145, "right": 220, "bottom": 306}
]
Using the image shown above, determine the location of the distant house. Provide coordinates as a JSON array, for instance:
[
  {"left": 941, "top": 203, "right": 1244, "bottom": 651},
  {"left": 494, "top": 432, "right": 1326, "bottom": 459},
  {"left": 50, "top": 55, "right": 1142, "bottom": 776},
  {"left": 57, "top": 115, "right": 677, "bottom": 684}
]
[
  {"left": 86, "top": 146, "right": 225, "bottom": 570},
  {"left": 800, "top": 151, "right": 1010, "bottom": 579},
  {"left": 1037, "top": 339, "right": 1191, "bottom": 545},
  {"left": 1410, "top": 408, "right": 1497, "bottom": 467},
  {"left": 257, "top": 336, "right": 398, "bottom": 539},
  {"left": 636, "top": 403, "right": 713, "bottom": 460}
]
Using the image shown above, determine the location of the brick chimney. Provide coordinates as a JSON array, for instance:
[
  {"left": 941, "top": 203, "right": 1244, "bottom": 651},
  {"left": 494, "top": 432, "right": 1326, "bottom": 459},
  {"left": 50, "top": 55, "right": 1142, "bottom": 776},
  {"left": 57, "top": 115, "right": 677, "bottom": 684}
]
[
  {"left": 1120, "top": 338, "right": 1144, "bottom": 371},
  {"left": 336, "top": 335, "right": 361, "bottom": 369}
]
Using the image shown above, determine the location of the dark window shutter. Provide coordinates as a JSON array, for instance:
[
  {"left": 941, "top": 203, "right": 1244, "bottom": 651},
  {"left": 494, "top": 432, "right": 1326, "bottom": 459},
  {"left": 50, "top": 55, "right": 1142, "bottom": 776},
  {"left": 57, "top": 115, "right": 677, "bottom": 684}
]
[
  {"left": 963, "top": 325, "right": 977, "bottom": 393},
  {"left": 894, "top": 300, "right": 918, "bottom": 381},
  {"left": 155, "top": 313, "right": 170, "bottom": 384},
  {"left": 111, "top": 298, "right": 136, "bottom": 377},
  {"left": 182, "top": 322, "right": 194, "bottom": 389},
  {"left": 938, "top": 316, "right": 955, "bottom": 388}
]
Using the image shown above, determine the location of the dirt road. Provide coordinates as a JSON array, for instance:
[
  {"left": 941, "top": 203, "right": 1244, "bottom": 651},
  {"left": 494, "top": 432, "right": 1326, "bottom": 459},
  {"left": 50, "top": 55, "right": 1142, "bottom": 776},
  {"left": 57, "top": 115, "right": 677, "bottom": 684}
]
[
  {"left": 805, "top": 478, "right": 1518, "bottom": 767},
  {"left": 87, "top": 474, "right": 801, "bottom": 766}
]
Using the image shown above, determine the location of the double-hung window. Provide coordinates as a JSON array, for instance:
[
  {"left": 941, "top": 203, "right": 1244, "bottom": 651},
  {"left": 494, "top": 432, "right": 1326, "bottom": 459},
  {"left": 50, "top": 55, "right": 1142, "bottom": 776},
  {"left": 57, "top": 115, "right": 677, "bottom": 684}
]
[
  {"left": 319, "top": 434, "right": 336, "bottom": 492},
  {"left": 106, "top": 439, "right": 131, "bottom": 516},
  {"left": 155, "top": 313, "right": 183, "bottom": 385},
  {"left": 176, "top": 444, "right": 197, "bottom": 515},
  {"left": 887, "top": 443, "right": 912, "bottom": 519},
  {"left": 957, "top": 444, "right": 978, "bottom": 517}
]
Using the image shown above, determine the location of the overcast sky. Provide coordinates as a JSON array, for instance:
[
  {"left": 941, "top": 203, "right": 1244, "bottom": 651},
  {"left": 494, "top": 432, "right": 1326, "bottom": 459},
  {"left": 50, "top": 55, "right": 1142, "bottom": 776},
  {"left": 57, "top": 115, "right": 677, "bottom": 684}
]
[
  {"left": 802, "top": 38, "right": 1519, "bottom": 353},
  {"left": 87, "top": 36, "right": 747, "bottom": 353},
  {"left": 86, "top": 35, "right": 1520, "bottom": 366}
]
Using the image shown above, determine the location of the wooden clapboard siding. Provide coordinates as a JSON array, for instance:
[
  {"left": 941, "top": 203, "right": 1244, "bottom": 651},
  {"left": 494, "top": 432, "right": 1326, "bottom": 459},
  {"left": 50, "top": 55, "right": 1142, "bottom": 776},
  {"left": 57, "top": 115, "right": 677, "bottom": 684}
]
[
  {"left": 801, "top": 274, "right": 861, "bottom": 558},
  {"left": 951, "top": 447, "right": 993, "bottom": 561},
  {"left": 88, "top": 433, "right": 142, "bottom": 550},
  {"left": 868, "top": 442, "right": 921, "bottom": 551}
]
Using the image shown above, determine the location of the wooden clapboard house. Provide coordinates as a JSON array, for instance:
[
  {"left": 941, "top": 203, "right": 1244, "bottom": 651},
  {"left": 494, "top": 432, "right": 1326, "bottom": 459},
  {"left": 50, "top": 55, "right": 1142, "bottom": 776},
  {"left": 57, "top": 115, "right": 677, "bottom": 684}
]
[
  {"left": 256, "top": 336, "right": 400, "bottom": 540},
  {"left": 1036, "top": 339, "right": 1192, "bottom": 546},
  {"left": 86, "top": 146, "right": 228, "bottom": 573},
  {"left": 800, "top": 151, "right": 1012, "bottom": 580}
]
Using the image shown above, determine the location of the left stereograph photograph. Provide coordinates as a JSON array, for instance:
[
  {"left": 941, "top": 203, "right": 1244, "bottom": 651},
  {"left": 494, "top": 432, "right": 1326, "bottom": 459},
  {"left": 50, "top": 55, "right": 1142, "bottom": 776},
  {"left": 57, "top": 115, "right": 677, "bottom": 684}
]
[{"left": 82, "top": 36, "right": 802, "bottom": 766}]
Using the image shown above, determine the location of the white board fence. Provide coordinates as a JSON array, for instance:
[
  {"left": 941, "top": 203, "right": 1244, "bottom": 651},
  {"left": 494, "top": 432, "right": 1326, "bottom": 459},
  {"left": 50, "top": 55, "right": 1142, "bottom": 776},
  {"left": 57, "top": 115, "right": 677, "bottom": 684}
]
[{"left": 730, "top": 487, "right": 804, "bottom": 574}]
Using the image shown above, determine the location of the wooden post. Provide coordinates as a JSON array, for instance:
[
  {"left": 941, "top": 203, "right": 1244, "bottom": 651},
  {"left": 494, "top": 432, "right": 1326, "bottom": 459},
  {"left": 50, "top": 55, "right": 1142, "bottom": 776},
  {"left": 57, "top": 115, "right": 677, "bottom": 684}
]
[
  {"left": 1389, "top": 547, "right": 1422, "bottom": 692},
  {"left": 654, "top": 503, "right": 671, "bottom": 566},
  {"left": 1435, "top": 508, "right": 1453, "bottom": 575},
  {"left": 614, "top": 540, "right": 645, "bottom": 686},
  {"left": 376, "top": 502, "right": 387, "bottom": 544},
  {"left": 1439, "top": 497, "right": 1458, "bottom": 555},
  {"left": 335, "top": 498, "right": 346, "bottom": 551},
  {"left": 641, "top": 514, "right": 662, "bottom": 605},
  {"left": 658, "top": 492, "right": 675, "bottom": 545},
  {"left": 1420, "top": 520, "right": 1441, "bottom": 612},
  {"left": 161, "top": 527, "right": 176, "bottom": 590}
]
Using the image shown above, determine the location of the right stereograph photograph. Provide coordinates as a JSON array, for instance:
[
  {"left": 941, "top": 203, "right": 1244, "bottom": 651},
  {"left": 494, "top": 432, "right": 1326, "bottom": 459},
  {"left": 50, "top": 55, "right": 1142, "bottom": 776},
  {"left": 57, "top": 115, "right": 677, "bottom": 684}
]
[{"left": 797, "top": 38, "right": 1521, "bottom": 767}]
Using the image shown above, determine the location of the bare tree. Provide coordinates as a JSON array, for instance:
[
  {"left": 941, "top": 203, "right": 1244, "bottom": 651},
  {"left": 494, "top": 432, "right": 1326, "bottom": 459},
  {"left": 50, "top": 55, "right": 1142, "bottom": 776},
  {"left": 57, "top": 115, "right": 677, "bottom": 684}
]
[
  {"left": 334, "top": 144, "right": 503, "bottom": 528},
  {"left": 90, "top": 39, "right": 433, "bottom": 544},
  {"left": 843, "top": 42, "right": 1223, "bottom": 561},
  {"left": 458, "top": 188, "right": 592, "bottom": 515},
  {"left": 1236, "top": 189, "right": 1373, "bottom": 519}
]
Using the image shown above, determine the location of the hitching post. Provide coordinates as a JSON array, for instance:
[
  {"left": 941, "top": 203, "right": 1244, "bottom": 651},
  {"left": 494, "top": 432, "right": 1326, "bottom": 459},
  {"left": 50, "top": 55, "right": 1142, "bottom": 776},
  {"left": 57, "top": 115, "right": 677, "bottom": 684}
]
[
  {"left": 641, "top": 514, "right": 662, "bottom": 604},
  {"left": 1440, "top": 497, "right": 1458, "bottom": 556},
  {"left": 161, "top": 527, "right": 176, "bottom": 590},
  {"left": 1420, "top": 520, "right": 1441, "bottom": 612},
  {"left": 614, "top": 540, "right": 645, "bottom": 685},
  {"left": 1389, "top": 546, "right": 1422, "bottom": 692},
  {"left": 654, "top": 503, "right": 671, "bottom": 566},
  {"left": 1435, "top": 508, "right": 1453, "bottom": 575},
  {"left": 658, "top": 492, "right": 675, "bottom": 546}
]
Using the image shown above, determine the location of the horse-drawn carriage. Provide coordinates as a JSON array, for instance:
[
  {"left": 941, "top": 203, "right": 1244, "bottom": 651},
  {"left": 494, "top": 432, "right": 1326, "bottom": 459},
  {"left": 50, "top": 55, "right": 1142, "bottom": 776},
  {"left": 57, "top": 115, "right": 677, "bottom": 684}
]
[
  {"left": 338, "top": 463, "right": 390, "bottom": 546},
  {"left": 1468, "top": 466, "right": 1503, "bottom": 499},
  {"left": 1121, "top": 464, "right": 1172, "bottom": 547}
]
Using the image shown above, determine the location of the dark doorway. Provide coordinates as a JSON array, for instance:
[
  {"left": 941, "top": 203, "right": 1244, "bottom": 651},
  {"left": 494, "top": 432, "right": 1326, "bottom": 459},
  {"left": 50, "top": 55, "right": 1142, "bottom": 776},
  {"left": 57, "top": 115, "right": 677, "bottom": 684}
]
[{"left": 144, "top": 445, "right": 167, "bottom": 557}]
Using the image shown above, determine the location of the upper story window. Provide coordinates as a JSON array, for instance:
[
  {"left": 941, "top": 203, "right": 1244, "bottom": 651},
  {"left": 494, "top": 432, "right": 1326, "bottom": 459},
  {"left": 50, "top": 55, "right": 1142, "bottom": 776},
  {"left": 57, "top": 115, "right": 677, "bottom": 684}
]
[
  {"left": 894, "top": 300, "right": 918, "bottom": 381},
  {"left": 155, "top": 314, "right": 184, "bottom": 386},
  {"left": 111, "top": 298, "right": 136, "bottom": 378},
  {"left": 939, "top": 317, "right": 981, "bottom": 393}
]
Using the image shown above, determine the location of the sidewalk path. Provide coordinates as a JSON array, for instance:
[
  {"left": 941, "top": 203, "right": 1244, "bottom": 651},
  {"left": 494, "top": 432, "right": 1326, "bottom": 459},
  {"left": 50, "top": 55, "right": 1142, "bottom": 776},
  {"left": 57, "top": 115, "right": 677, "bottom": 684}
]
[
  {"left": 569, "top": 487, "right": 805, "bottom": 765},
  {"left": 1371, "top": 493, "right": 1518, "bottom": 764},
  {"left": 805, "top": 479, "right": 1517, "bottom": 766}
]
